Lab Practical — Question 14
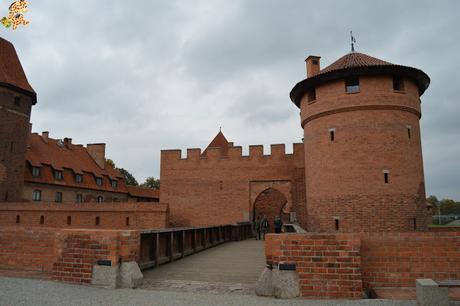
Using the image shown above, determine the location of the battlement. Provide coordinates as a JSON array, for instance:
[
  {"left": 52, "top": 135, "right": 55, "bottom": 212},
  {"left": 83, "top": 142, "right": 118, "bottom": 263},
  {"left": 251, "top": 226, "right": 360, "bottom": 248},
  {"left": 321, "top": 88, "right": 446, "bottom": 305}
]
[{"left": 161, "top": 143, "right": 304, "bottom": 162}]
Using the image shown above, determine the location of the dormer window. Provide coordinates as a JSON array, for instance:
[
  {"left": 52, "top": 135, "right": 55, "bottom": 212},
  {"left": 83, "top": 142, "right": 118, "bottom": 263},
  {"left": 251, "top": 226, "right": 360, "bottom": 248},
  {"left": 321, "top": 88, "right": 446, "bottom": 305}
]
[
  {"left": 54, "top": 170, "right": 63, "bottom": 180},
  {"left": 111, "top": 180, "right": 118, "bottom": 189},
  {"left": 96, "top": 177, "right": 103, "bottom": 186},
  {"left": 31, "top": 167, "right": 40, "bottom": 177},
  {"left": 345, "top": 77, "right": 360, "bottom": 93},
  {"left": 75, "top": 174, "right": 83, "bottom": 184}
]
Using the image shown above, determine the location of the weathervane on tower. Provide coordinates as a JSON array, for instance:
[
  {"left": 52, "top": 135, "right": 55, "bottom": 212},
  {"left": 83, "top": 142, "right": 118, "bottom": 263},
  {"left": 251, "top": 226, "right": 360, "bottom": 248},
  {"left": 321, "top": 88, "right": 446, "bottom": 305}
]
[{"left": 350, "top": 31, "right": 356, "bottom": 52}]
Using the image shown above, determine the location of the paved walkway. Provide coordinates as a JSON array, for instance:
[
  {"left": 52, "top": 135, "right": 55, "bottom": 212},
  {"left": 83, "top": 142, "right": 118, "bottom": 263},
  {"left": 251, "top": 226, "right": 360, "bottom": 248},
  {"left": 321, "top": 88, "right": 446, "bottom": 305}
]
[
  {"left": 0, "top": 277, "right": 425, "bottom": 306},
  {"left": 141, "top": 239, "right": 266, "bottom": 294}
]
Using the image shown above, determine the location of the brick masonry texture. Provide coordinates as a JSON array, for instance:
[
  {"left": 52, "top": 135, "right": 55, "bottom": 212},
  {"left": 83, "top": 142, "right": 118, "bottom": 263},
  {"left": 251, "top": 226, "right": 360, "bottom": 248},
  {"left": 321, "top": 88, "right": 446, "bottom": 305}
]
[
  {"left": 301, "top": 76, "right": 430, "bottom": 232},
  {"left": 265, "top": 233, "right": 363, "bottom": 299},
  {"left": 0, "top": 226, "right": 140, "bottom": 284},
  {"left": 0, "top": 202, "right": 169, "bottom": 229},
  {"left": 0, "top": 87, "right": 33, "bottom": 202},
  {"left": 160, "top": 143, "right": 306, "bottom": 227},
  {"left": 265, "top": 231, "right": 460, "bottom": 299}
]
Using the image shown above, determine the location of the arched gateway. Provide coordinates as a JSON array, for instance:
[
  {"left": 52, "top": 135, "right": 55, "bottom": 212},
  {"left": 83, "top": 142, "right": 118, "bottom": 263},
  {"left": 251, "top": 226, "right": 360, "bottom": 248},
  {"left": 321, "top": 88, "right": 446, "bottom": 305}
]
[{"left": 253, "top": 188, "right": 290, "bottom": 233}]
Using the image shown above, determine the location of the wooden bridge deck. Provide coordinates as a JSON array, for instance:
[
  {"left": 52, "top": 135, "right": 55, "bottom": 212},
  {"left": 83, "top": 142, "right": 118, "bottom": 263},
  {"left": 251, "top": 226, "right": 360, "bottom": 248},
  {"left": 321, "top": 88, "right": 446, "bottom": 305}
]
[{"left": 141, "top": 239, "right": 266, "bottom": 294}]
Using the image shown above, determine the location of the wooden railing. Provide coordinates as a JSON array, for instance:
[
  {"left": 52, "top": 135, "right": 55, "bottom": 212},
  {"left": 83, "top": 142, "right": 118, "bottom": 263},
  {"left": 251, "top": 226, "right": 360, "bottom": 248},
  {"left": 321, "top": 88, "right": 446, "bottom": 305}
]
[{"left": 138, "top": 222, "right": 253, "bottom": 270}]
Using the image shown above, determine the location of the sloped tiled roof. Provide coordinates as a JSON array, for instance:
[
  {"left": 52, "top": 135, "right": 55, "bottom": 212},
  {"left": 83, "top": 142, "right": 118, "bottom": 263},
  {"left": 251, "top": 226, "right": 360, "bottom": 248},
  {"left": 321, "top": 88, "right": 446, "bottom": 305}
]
[
  {"left": 202, "top": 131, "right": 230, "bottom": 157},
  {"left": 0, "top": 37, "right": 36, "bottom": 103},
  {"left": 318, "top": 52, "right": 392, "bottom": 75},
  {"left": 25, "top": 133, "right": 126, "bottom": 192},
  {"left": 126, "top": 185, "right": 159, "bottom": 199}
]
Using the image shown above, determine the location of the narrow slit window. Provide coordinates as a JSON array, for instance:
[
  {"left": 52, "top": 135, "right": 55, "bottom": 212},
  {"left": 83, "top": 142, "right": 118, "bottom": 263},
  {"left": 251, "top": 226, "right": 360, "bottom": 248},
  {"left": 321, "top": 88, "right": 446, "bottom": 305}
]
[
  {"left": 345, "top": 77, "right": 360, "bottom": 93},
  {"left": 307, "top": 89, "right": 316, "bottom": 103},
  {"left": 126, "top": 217, "right": 130, "bottom": 226},
  {"left": 393, "top": 76, "right": 405, "bottom": 91},
  {"left": 95, "top": 216, "right": 100, "bottom": 226},
  {"left": 329, "top": 128, "right": 336, "bottom": 142},
  {"left": 406, "top": 125, "right": 412, "bottom": 139},
  {"left": 67, "top": 216, "right": 71, "bottom": 225},
  {"left": 334, "top": 218, "right": 340, "bottom": 231},
  {"left": 40, "top": 216, "right": 44, "bottom": 224},
  {"left": 16, "top": 215, "right": 20, "bottom": 224},
  {"left": 383, "top": 170, "right": 390, "bottom": 184}
]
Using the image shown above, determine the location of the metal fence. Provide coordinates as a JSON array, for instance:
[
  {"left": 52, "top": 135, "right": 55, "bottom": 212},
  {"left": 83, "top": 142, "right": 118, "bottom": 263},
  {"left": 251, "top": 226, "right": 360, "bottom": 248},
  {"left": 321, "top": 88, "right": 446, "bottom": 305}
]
[{"left": 138, "top": 222, "right": 253, "bottom": 270}]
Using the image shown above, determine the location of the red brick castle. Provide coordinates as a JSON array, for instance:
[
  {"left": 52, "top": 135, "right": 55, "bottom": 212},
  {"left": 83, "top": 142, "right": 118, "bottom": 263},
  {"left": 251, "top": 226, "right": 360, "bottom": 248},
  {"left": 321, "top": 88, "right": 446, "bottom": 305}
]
[{"left": 162, "top": 51, "right": 431, "bottom": 232}]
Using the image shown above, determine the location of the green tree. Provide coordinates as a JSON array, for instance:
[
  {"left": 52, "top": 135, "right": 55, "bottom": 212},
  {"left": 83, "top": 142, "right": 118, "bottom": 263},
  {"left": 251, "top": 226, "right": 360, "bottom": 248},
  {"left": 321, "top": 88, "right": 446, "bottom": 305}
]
[
  {"left": 141, "top": 177, "right": 160, "bottom": 189},
  {"left": 117, "top": 168, "right": 138, "bottom": 186},
  {"left": 105, "top": 158, "right": 116, "bottom": 168}
]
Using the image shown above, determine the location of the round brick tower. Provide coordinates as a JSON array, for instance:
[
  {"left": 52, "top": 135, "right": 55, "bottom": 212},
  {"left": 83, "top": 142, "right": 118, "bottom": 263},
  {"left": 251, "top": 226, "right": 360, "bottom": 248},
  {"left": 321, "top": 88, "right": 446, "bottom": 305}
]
[
  {"left": 0, "top": 37, "right": 36, "bottom": 202},
  {"left": 290, "top": 52, "right": 430, "bottom": 232}
]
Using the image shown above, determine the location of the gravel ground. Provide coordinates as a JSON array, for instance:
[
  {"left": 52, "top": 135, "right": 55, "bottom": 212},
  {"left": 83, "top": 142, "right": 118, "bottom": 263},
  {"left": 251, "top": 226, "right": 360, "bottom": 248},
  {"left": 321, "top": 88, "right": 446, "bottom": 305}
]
[{"left": 0, "top": 276, "right": 422, "bottom": 306}]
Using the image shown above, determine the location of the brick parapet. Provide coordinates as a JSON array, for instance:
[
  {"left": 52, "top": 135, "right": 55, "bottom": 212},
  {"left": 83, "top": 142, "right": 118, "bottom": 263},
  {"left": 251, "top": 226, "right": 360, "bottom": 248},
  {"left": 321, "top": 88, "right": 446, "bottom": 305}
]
[{"left": 0, "top": 202, "right": 169, "bottom": 229}]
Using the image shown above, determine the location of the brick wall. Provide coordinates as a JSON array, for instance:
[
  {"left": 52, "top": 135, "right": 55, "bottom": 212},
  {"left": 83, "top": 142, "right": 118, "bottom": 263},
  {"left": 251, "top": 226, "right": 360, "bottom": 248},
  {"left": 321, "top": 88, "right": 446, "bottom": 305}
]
[
  {"left": 160, "top": 143, "right": 305, "bottom": 227},
  {"left": 265, "top": 231, "right": 460, "bottom": 298},
  {"left": 0, "top": 202, "right": 169, "bottom": 229},
  {"left": 0, "top": 88, "right": 33, "bottom": 202},
  {"left": 0, "top": 226, "right": 140, "bottom": 284},
  {"left": 300, "top": 76, "right": 430, "bottom": 232},
  {"left": 361, "top": 232, "right": 460, "bottom": 289},
  {"left": 265, "top": 233, "right": 363, "bottom": 299},
  {"left": 52, "top": 229, "right": 140, "bottom": 284}
]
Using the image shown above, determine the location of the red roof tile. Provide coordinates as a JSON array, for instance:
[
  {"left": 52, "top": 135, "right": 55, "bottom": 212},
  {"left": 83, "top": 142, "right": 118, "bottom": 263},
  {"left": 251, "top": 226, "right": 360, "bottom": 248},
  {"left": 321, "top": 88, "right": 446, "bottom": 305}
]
[
  {"left": 318, "top": 52, "right": 392, "bottom": 75},
  {"left": 202, "top": 131, "right": 230, "bottom": 157},
  {"left": 126, "top": 185, "right": 159, "bottom": 199},
  {"left": 25, "top": 133, "right": 126, "bottom": 192},
  {"left": 0, "top": 37, "right": 36, "bottom": 102}
]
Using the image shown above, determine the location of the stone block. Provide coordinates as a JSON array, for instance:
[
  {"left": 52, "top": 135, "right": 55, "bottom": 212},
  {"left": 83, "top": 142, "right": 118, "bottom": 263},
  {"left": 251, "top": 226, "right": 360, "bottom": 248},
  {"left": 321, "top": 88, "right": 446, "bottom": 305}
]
[
  {"left": 272, "top": 268, "right": 300, "bottom": 299},
  {"left": 416, "top": 279, "right": 449, "bottom": 306},
  {"left": 119, "top": 261, "right": 143, "bottom": 289},
  {"left": 255, "top": 267, "right": 273, "bottom": 296},
  {"left": 91, "top": 264, "right": 119, "bottom": 289}
]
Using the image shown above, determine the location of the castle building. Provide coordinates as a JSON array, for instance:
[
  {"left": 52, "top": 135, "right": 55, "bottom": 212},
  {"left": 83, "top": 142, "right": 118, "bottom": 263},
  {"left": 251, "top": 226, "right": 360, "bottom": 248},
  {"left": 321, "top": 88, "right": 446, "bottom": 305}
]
[
  {"left": 161, "top": 51, "right": 431, "bottom": 232},
  {"left": 0, "top": 37, "right": 36, "bottom": 202},
  {"left": 23, "top": 132, "right": 159, "bottom": 203},
  {"left": 0, "top": 37, "right": 158, "bottom": 204}
]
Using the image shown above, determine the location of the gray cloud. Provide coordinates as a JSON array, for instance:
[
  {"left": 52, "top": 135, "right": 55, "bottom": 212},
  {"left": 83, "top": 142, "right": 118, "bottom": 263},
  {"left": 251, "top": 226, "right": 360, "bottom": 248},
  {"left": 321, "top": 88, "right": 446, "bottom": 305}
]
[{"left": 2, "top": 0, "right": 460, "bottom": 199}]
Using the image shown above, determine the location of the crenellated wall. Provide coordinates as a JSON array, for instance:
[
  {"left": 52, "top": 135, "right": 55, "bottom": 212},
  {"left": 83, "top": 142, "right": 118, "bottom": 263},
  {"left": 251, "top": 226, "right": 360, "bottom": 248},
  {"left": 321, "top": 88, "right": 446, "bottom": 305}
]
[{"left": 160, "top": 143, "right": 306, "bottom": 227}]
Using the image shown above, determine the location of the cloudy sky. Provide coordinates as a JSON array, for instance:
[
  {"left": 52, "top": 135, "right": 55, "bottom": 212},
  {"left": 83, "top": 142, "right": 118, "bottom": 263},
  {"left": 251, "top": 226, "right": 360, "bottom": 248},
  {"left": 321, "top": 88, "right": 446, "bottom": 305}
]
[{"left": 2, "top": 0, "right": 459, "bottom": 199}]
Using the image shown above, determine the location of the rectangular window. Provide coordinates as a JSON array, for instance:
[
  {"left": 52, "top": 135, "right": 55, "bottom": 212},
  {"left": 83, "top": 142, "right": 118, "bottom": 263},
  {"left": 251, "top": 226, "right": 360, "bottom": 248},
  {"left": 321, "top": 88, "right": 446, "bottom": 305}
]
[
  {"left": 40, "top": 216, "right": 44, "bottom": 225},
  {"left": 32, "top": 167, "right": 41, "bottom": 177},
  {"left": 96, "top": 177, "right": 103, "bottom": 186},
  {"left": 393, "top": 76, "right": 405, "bottom": 91},
  {"left": 54, "top": 171, "right": 63, "bottom": 180},
  {"left": 95, "top": 216, "right": 100, "bottom": 226},
  {"left": 55, "top": 192, "right": 63, "bottom": 203},
  {"left": 111, "top": 180, "right": 118, "bottom": 189},
  {"left": 32, "top": 190, "right": 41, "bottom": 201},
  {"left": 307, "top": 89, "right": 316, "bottom": 103},
  {"left": 383, "top": 170, "right": 390, "bottom": 184},
  {"left": 76, "top": 194, "right": 83, "bottom": 203},
  {"left": 126, "top": 217, "right": 130, "bottom": 226},
  {"left": 334, "top": 218, "right": 340, "bottom": 231},
  {"left": 16, "top": 215, "right": 20, "bottom": 224},
  {"left": 67, "top": 216, "right": 71, "bottom": 225},
  {"left": 75, "top": 174, "right": 83, "bottom": 184},
  {"left": 345, "top": 77, "right": 360, "bottom": 93},
  {"left": 329, "top": 128, "right": 336, "bottom": 142},
  {"left": 97, "top": 196, "right": 103, "bottom": 203},
  {"left": 406, "top": 125, "right": 412, "bottom": 139}
]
